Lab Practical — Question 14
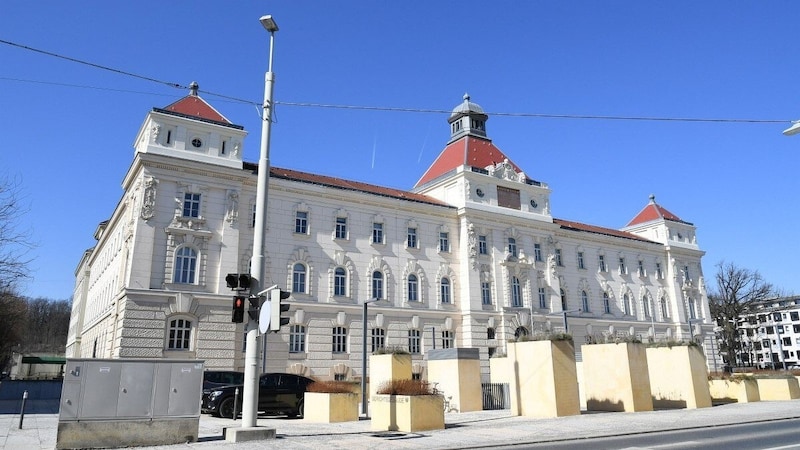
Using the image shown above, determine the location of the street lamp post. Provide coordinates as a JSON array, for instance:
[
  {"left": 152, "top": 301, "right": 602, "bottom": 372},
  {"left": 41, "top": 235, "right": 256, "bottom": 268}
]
[
  {"left": 241, "top": 14, "right": 279, "bottom": 429},
  {"left": 361, "top": 299, "right": 379, "bottom": 417}
]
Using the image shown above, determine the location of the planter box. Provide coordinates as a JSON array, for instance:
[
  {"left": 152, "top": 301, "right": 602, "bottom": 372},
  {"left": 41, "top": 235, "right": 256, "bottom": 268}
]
[
  {"left": 489, "top": 357, "right": 511, "bottom": 384},
  {"left": 370, "top": 394, "right": 444, "bottom": 432},
  {"left": 426, "top": 348, "right": 482, "bottom": 412},
  {"left": 755, "top": 377, "right": 800, "bottom": 401},
  {"left": 507, "top": 340, "right": 579, "bottom": 418},
  {"left": 708, "top": 379, "right": 760, "bottom": 404},
  {"left": 583, "top": 342, "right": 653, "bottom": 412},
  {"left": 303, "top": 392, "right": 359, "bottom": 423},
  {"left": 646, "top": 345, "right": 711, "bottom": 409},
  {"left": 369, "top": 353, "right": 412, "bottom": 399}
]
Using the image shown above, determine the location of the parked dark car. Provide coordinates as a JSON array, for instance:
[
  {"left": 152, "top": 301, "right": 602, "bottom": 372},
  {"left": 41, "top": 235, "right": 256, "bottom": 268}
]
[
  {"left": 202, "top": 370, "right": 245, "bottom": 390},
  {"left": 201, "top": 372, "right": 313, "bottom": 418}
]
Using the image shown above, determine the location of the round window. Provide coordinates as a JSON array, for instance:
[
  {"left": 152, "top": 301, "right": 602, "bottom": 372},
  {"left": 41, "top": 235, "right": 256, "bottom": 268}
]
[
  {"left": 530, "top": 199, "right": 538, "bottom": 208},
  {"left": 476, "top": 188, "right": 484, "bottom": 198},
  {"left": 191, "top": 138, "right": 203, "bottom": 148}
]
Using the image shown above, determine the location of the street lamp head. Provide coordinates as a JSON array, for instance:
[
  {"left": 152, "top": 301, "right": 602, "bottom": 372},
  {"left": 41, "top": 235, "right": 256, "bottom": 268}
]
[
  {"left": 260, "top": 15, "right": 279, "bottom": 32},
  {"left": 782, "top": 120, "right": 800, "bottom": 136}
]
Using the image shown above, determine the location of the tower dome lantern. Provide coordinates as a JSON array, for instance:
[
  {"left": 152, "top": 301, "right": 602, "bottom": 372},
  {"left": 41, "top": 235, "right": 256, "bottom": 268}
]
[{"left": 448, "top": 93, "right": 489, "bottom": 143}]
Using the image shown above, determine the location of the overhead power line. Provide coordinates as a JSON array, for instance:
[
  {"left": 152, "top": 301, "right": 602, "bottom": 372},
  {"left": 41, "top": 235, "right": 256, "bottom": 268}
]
[{"left": 0, "top": 38, "right": 792, "bottom": 125}]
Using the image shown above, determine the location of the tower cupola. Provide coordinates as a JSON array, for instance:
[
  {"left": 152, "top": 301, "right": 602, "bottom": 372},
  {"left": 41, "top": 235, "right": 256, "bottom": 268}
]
[{"left": 448, "top": 93, "right": 489, "bottom": 143}]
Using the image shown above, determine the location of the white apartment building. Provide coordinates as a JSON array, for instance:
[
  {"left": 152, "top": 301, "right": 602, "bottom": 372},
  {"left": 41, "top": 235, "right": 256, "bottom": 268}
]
[
  {"left": 732, "top": 297, "right": 800, "bottom": 369},
  {"left": 66, "top": 87, "right": 716, "bottom": 380}
]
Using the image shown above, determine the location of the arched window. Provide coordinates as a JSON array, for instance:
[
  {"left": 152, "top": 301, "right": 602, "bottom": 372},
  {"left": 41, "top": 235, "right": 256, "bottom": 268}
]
[
  {"left": 561, "top": 289, "right": 568, "bottom": 310},
  {"left": 333, "top": 267, "right": 346, "bottom": 296},
  {"left": 603, "top": 292, "right": 611, "bottom": 314},
  {"left": 581, "top": 290, "right": 590, "bottom": 312},
  {"left": 292, "top": 263, "right": 306, "bottom": 293},
  {"left": 660, "top": 297, "right": 669, "bottom": 319},
  {"left": 407, "top": 274, "right": 418, "bottom": 302},
  {"left": 167, "top": 317, "right": 192, "bottom": 350},
  {"left": 623, "top": 294, "right": 631, "bottom": 315},
  {"left": 371, "top": 271, "right": 384, "bottom": 300},
  {"left": 511, "top": 276, "right": 522, "bottom": 307},
  {"left": 440, "top": 277, "right": 451, "bottom": 304},
  {"left": 173, "top": 247, "right": 197, "bottom": 284},
  {"left": 643, "top": 296, "right": 651, "bottom": 318}
]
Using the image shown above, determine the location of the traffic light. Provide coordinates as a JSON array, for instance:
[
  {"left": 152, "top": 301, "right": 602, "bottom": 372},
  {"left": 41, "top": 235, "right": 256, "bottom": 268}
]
[
  {"left": 225, "top": 273, "right": 252, "bottom": 290},
  {"left": 270, "top": 289, "right": 291, "bottom": 332},
  {"left": 231, "top": 295, "right": 246, "bottom": 323},
  {"left": 247, "top": 296, "right": 262, "bottom": 321}
]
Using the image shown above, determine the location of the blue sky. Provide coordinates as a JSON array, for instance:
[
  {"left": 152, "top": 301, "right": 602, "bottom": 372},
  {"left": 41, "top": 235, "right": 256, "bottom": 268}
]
[{"left": 2, "top": 2, "right": 799, "bottom": 300}]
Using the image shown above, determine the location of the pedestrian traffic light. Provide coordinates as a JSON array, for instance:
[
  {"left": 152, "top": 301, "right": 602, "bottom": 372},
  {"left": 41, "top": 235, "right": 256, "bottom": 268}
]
[
  {"left": 247, "top": 295, "right": 262, "bottom": 321},
  {"left": 231, "top": 295, "right": 246, "bottom": 323},
  {"left": 270, "top": 289, "right": 291, "bottom": 332},
  {"left": 225, "top": 273, "right": 252, "bottom": 291}
]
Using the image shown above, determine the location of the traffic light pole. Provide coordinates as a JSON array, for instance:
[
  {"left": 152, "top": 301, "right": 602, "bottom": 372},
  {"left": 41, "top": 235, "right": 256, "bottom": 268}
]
[{"left": 242, "top": 16, "right": 278, "bottom": 429}]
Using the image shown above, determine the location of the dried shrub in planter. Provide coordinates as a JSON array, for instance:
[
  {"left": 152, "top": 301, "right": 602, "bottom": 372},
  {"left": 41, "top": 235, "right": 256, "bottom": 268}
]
[
  {"left": 376, "top": 379, "right": 436, "bottom": 396},
  {"left": 306, "top": 380, "right": 357, "bottom": 394}
]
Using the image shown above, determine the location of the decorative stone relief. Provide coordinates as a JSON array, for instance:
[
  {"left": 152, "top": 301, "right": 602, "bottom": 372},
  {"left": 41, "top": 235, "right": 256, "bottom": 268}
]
[
  {"left": 141, "top": 177, "right": 158, "bottom": 220},
  {"left": 467, "top": 222, "right": 477, "bottom": 269},
  {"left": 225, "top": 190, "right": 239, "bottom": 224},
  {"left": 151, "top": 123, "right": 161, "bottom": 143}
]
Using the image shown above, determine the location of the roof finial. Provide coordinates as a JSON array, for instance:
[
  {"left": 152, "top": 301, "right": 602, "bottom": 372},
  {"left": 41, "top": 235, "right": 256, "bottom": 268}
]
[
  {"left": 189, "top": 81, "right": 199, "bottom": 96},
  {"left": 463, "top": 92, "right": 470, "bottom": 102},
  {"left": 649, "top": 194, "right": 656, "bottom": 204}
]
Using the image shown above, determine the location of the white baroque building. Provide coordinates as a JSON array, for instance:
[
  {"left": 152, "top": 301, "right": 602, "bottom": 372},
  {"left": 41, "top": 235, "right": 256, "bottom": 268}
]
[{"left": 66, "top": 87, "right": 716, "bottom": 380}]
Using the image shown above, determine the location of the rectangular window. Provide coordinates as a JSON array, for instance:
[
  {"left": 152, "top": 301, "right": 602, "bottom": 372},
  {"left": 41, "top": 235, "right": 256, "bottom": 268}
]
[
  {"left": 683, "top": 265, "right": 691, "bottom": 281},
  {"left": 442, "top": 330, "right": 455, "bottom": 349},
  {"left": 371, "top": 328, "right": 386, "bottom": 353},
  {"left": 599, "top": 255, "right": 607, "bottom": 272},
  {"left": 555, "top": 249, "right": 563, "bottom": 266},
  {"left": 408, "top": 329, "right": 421, "bottom": 354},
  {"left": 497, "top": 186, "right": 521, "bottom": 210},
  {"left": 407, "top": 227, "right": 417, "bottom": 248},
  {"left": 638, "top": 260, "right": 645, "bottom": 277},
  {"left": 332, "top": 327, "right": 347, "bottom": 353},
  {"left": 656, "top": 262, "right": 663, "bottom": 279},
  {"left": 791, "top": 312, "right": 799, "bottom": 321},
  {"left": 439, "top": 232, "right": 450, "bottom": 252},
  {"left": 251, "top": 203, "right": 257, "bottom": 227},
  {"left": 295, "top": 211, "right": 308, "bottom": 234},
  {"left": 167, "top": 319, "right": 192, "bottom": 350},
  {"left": 478, "top": 235, "right": 487, "bottom": 255},
  {"left": 577, "top": 252, "right": 585, "bottom": 269},
  {"left": 481, "top": 281, "right": 492, "bottom": 305},
  {"left": 372, "top": 223, "right": 383, "bottom": 244},
  {"left": 221, "top": 140, "right": 227, "bottom": 155},
  {"left": 534, "top": 244, "right": 543, "bottom": 262},
  {"left": 335, "top": 217, "right": 347, "bottom": 239},
  {"left": 182, "top": 193, "right": 201, "bottom": 218},
  {"left": 619, "top": 257, "right": 627, "bottom": 274},
  {"left": 289, "top": 325, "right": 306, "bottom": 353},
  {"left": 538, "top": 288, "right": 547, "bottom": 309}
]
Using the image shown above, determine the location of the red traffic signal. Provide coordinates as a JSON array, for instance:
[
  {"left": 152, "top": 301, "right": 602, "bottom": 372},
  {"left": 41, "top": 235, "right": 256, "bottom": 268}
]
[{"left": 231, "top": 295, "right": 245, "bottom": 323}]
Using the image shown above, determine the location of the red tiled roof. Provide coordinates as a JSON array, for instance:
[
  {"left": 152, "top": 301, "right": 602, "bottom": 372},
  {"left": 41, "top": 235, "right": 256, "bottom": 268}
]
[
  {"left": 554, "top": 218, "right": 658, "bottom": 244},
  {"left": 626, "top": 201, "right": 690, "bottom": 227},
  {"left": 267, "top": 166, "right": 453, "bottom": 208},
  {"left": 414, "top": 136, "right": 521, "bottom": 188},
  {"left": 161, "top": 95, "right": 231, "bottom": 125}
]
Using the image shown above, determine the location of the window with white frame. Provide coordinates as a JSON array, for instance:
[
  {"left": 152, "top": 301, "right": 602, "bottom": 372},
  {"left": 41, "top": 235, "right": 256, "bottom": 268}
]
[
  {"left": 407, "top": 274, "right": 418, "bottom": 302},
  {"left": 408, "top": 329, "right": 421, "bottom": 354},
  {"left": 334, "top": 267, "right": 347, "bottom": 296},
  {"left": 656, "top": 262, "right": 663, "bottom": 279},
  {"left": 440, "top": 277, "right": 451, "bottom": 304},
  {"left": 643, "top": 297, "right": 651, "bottom": 318},
  {"left": 581, "top": 291, "right": 590, "bottom": 312},
  {"left": 442, "top": 330, "right": 454, "bottom": 349},
  {"left": 603, "top": 293, "right": 611, "bottom": 314},
  {"left": 561, "top": 289, "right": 568, "bottom": 310},
  {"left": 478, "top": 235, "right": 487, "bottom": 255},
  {"left": 534, "top": 243, "right": 543, "bottom": 262},
  {"left": 538, "top": 287, "right": 547, "bottom": 309},
  {"left": 289, "top": 325, "right": 306, "bottom": 353},
  {"left": 371, "top": 271, "right": 384, "bottom": 299},
  {"left": 167, "top": 317, "right": 192, "bottom": 350},
  {"left": 555, "top": 248, "right": 563, "bottom": 266},
  {"left": 511, "top": 276, "right": 522, "bottom": 307},
  {"left": 407, "top": 227, "right": 417, "bottom": 248},
  {"left": 182, "top": 193, "right": 201, "bottom": 218},
  {"left": 332, "top": 326, "right": 347, "bottom": 353},
  {"left": 688, "top": 297, "right": 697, "bottom": 319},
  {"left": 598, "top": 255, "right": 607, "bottom": 272},
  {"left": 481, "top": 281, "right": 492, "bottom": 305},
  {"left": 369, "top": 328, "right": 385, "bottom": 352},
  {"left": 372, "top": 222, "right": 384, "bottom": 244},
  {"left": 638, "top": 260, "right": 645, "bottom": 277},
  {"left": 623, "top": 294, "right": 631, "bottom": 315},
  {"left": 660, "top": 297, "right": 669, "bottom": 319},
  {"left": 577, "top": 251, "right": 585, "bottom": 269},
  {"left": 295, "top": 211, "right": 308, "bottom": 234},
  {"left": 619, "top": 257, "right": 627, "bottom": 274},
  {"left": 173, "top": 247, "right": 197, "bottom": 284},
  {"left": 507, "top": 237, "right": 517, "bottom": 257},
  {"left": 439, "top": 232, "right": 450, "bottom": 252},
  {"left": 292, "top": 263, "right": 306, "bottom": 293},
  {"left": 335, "top": 217, "right": 347, "bottom": 239}
]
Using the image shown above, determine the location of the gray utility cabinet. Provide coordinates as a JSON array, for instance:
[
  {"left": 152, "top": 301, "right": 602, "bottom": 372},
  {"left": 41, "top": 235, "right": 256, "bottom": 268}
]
[{"left": 57, "top": 359, "right": 204, "bottom": 449}]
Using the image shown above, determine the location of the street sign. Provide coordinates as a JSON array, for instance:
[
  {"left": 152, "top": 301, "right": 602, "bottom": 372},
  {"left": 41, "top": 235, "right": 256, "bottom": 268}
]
[{"left": 258, "top": 300, "right": 272, "bottom": 334}]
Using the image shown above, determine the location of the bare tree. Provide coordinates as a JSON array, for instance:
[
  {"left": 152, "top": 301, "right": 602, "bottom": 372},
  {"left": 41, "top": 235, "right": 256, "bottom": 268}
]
[
  {"left": 0, "top": 175, "right": 34, "bottom": 292},
  {"left": 22, "top": 297, "right": 72, "bottom": 354},
  {"left": 708, "top": 261, "right": 773, "bottom": 370},
  {"left": 0, "top": 291, "right": 27, "bottom": 373}
]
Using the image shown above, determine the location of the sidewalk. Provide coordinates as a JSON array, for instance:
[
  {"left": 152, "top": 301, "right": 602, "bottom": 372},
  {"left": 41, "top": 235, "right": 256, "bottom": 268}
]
[{"left": 2, "top": 400, "right": 799, "bottom": 450}]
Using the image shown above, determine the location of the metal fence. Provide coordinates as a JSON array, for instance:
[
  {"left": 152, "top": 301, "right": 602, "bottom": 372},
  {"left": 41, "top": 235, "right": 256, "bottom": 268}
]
[{"left": 481, "top": 382, "right": 510, "bottom": 410}]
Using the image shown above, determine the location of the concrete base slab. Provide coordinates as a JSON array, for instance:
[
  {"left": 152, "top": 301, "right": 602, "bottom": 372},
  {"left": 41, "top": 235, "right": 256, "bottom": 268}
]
[{"left": 223, "top": 426, "right": 276, "bottom": 442}]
